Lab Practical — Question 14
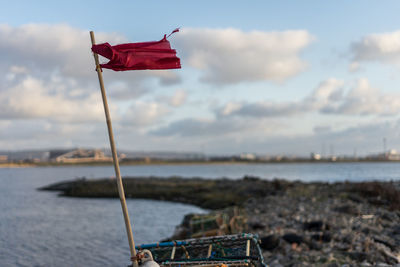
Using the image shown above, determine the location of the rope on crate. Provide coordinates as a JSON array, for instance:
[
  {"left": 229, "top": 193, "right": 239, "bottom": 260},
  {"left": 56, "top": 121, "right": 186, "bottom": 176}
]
[
  {"left": 213, "top": 242, "right": 226, "bottom": 257},
  {"left": 181, "top": 245, "right": 190, "bottom": 259}
]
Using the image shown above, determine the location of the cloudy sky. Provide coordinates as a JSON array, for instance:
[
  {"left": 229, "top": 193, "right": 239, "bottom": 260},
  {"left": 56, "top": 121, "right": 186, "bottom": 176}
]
[{"left": 1, "top": 1, "right": 400, "bottom": 156}]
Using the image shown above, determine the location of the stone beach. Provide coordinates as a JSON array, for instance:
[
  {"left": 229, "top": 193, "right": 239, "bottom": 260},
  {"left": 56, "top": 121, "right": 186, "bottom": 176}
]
[{"left": 243, "top": 182, "right": 400, "bottom": 266}]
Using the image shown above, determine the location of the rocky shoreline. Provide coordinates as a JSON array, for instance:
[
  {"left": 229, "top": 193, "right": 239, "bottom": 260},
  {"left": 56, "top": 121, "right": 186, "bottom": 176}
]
[
  {"left": 40, "top": 177, "right": 400, "bottom": 266},
  {"left": 244, "top": 183, "right": 400, "bottom": 266}
]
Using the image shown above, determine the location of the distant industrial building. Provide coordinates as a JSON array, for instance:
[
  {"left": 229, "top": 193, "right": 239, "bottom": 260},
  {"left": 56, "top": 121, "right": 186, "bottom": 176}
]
[
  {"left": 0, "top": 155, "right": 8, "bottom": 163},
  {"left": 239, "top": 153, "right": 256, "bottom": 160},
  {"left": 51, "top": 148, "right": 113, "bottom": 163},
  {"left": 367, "top": 149, "right": 400, "bottom": 161},
  {"left": 383, "top": 149, "right": 400, "bottom": 161},
  {"left": 310, "top": 153, "right": 321, "bottom": 160}
]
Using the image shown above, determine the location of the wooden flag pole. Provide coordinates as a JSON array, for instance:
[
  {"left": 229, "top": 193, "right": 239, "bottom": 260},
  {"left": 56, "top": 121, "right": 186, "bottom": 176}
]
[{"left": 90, "top": 31, "right": 138, "bottom": 267}]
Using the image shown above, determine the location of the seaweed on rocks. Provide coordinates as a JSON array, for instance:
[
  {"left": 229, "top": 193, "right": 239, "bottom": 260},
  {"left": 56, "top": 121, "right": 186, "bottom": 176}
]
[{"left": 39, "top": 176, "right": 288, "bottom": 210}]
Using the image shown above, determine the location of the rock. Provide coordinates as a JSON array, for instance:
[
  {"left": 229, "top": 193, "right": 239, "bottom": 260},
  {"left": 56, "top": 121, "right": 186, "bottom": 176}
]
[
  {"left": 303, "top": 220, "right": 329, "bottom": 231},
  {"left": 268, "top": 259, "right": 284, "bottom": 267},
  {"left": 373, "top": 236, "right": 396, "bottom": 251},
  {"left": 347, "top": 251, "right": 367, "bottom": 262},
  {"left": 380, "top": 211, "right": 398, "bottom": 222},
  {"left": 249, "top": 221, "right": 266, "bottom": 230},
  {"left": 282, "top": 233, "right": 303, "bottom": 244},
  {"left": 308, "top": 240, "right": 322, "bottom": 250},
  {"left": 334, "top": 242, "right": 351, "bottom": 251},
  {"left": 368, "top": 197, "right": 387, "bottom": 205},
  {"left": 341, "top": 234, "right": 353, "bottom": 244},
  {"left": 360, "top": 261, "right": 372, "bottom": 266},
  {"left": 361, "top": 226, "right": 380, "bottom": 235},
  {"left": 333, "top": 204, "right": 360, "bottom": 215},
  {"left": 260, "top": 234, "right": 280, "bottom": 250},
  {"left": 348, "top": 194, "right": 363, "bottom": 203},
  {"left": 392, "top": 225, "right": 400, "bottom": 235},
  {"left": 311, "top": 232, "right": 332, "bottom": 242}
]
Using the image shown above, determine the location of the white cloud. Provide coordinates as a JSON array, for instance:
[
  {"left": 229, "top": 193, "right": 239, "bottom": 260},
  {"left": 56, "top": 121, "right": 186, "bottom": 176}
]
[
  {"left": 156, "top": 89, "right": 188, "bottom": 108},
  {"left": 0, "top": 24, "right": 102, "bottom": 78},
  {"left": 174, "top": 28, "right": 314, "bottom": 85},
  {"left": 168, "top": 89, "right": 187, "bottom": 107},
  {"left": 216, "top": 101, "right": 305, "bottom": 118},
  {"left": 305, "top": 78, "right": 345, "bottom": 110},
  {"left": 147, "top": 77, "right": 400, "bottom": 155},
  {"left": 216, "top": 78, "right": 400, "bottom": 118},
  {"left": 9, "top": 66, "right": 28, "bottom": 73},
  {"left": 153, "top": 71, "right": 182, "bottom": 86},
  {"left": 349, "top": 62, "right": 360, "bottom": 72},
  {"left": 0, "top": 119, "right": 110, "bottom": 149},
  {"left": 0, "top": 75, "right": 104, "bottom": 122},
  {"left": 149, "top": 115, "right": 400, "bottom": 156},
  {"left": 219, "top": 102, "right": 242, "bottom": 116},
  {"left": 122, "top": 101, "right": 170, "bottom": 126},
  {"left": 313, "top": 126, "right": 332, "bottom": 134},
  {"left": 150, "top": 116, "right": 282, "bottom": 138},
  {"left": 321, "top": 78, "right": 400, "bottom": 116},
  {"left": 151, "top": 118, "right": 238, "bottom": 137},
  {"left": 215, "top": 78, "right": 343, "bottom": 118},
  {"left": 156, "top": 89, "right": 187, "bottom": 107},
  {"left": 351, "top": 30, "right": 400, "bottom": 65}
]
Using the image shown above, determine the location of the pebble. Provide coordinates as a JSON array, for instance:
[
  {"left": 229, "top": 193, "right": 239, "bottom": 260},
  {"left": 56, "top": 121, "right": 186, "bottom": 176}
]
[
  {"left": 260, "top": 234, "right": 280, "bottom": 250},
  {"left": 243, "top": 182, "right": 400, "bottom": 266}
]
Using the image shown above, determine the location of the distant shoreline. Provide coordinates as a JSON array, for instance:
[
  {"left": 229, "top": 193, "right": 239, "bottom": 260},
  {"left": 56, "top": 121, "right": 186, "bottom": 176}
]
[
  {"left": 2, "top": 158, "right": 400, "bottom": 168},
  {"left": 0, "top": 163, "right": 36, "bottom": 168}
]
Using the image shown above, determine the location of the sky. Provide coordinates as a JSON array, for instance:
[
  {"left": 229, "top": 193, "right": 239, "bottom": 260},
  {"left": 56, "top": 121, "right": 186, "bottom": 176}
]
[{"left": 1, "top": 1, "right": 400, "bottom": 156}]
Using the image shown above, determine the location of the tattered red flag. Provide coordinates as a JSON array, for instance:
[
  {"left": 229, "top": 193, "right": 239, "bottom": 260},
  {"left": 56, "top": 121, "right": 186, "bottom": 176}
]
[{"left": 91, "top": 29, "right": 181, "bottom": 71}]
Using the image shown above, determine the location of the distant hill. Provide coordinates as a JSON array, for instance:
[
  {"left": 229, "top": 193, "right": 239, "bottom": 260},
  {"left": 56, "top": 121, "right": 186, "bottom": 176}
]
[
  {"left": 118, "top": 150, "right": 205, "bottom": 160},
  {"left": 0, "top": 149, "right": 50, "bottom": 161}
]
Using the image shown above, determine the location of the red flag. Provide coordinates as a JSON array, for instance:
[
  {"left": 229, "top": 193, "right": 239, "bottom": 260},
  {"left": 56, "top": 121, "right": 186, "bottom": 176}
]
[{"left": 92, "top": 29, "right": 181, "bottom": 71}]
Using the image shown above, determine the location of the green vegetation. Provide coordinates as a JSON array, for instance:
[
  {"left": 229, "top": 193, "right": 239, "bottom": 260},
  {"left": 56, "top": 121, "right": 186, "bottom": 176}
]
[{"left": 41, "top": 176, "right": 278, "bottom": 209}]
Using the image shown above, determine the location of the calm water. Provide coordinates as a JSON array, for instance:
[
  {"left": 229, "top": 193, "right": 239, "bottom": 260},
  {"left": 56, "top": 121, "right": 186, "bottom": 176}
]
[{"left": 1, "top": 162, "right": 400, "bottom": 266}]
